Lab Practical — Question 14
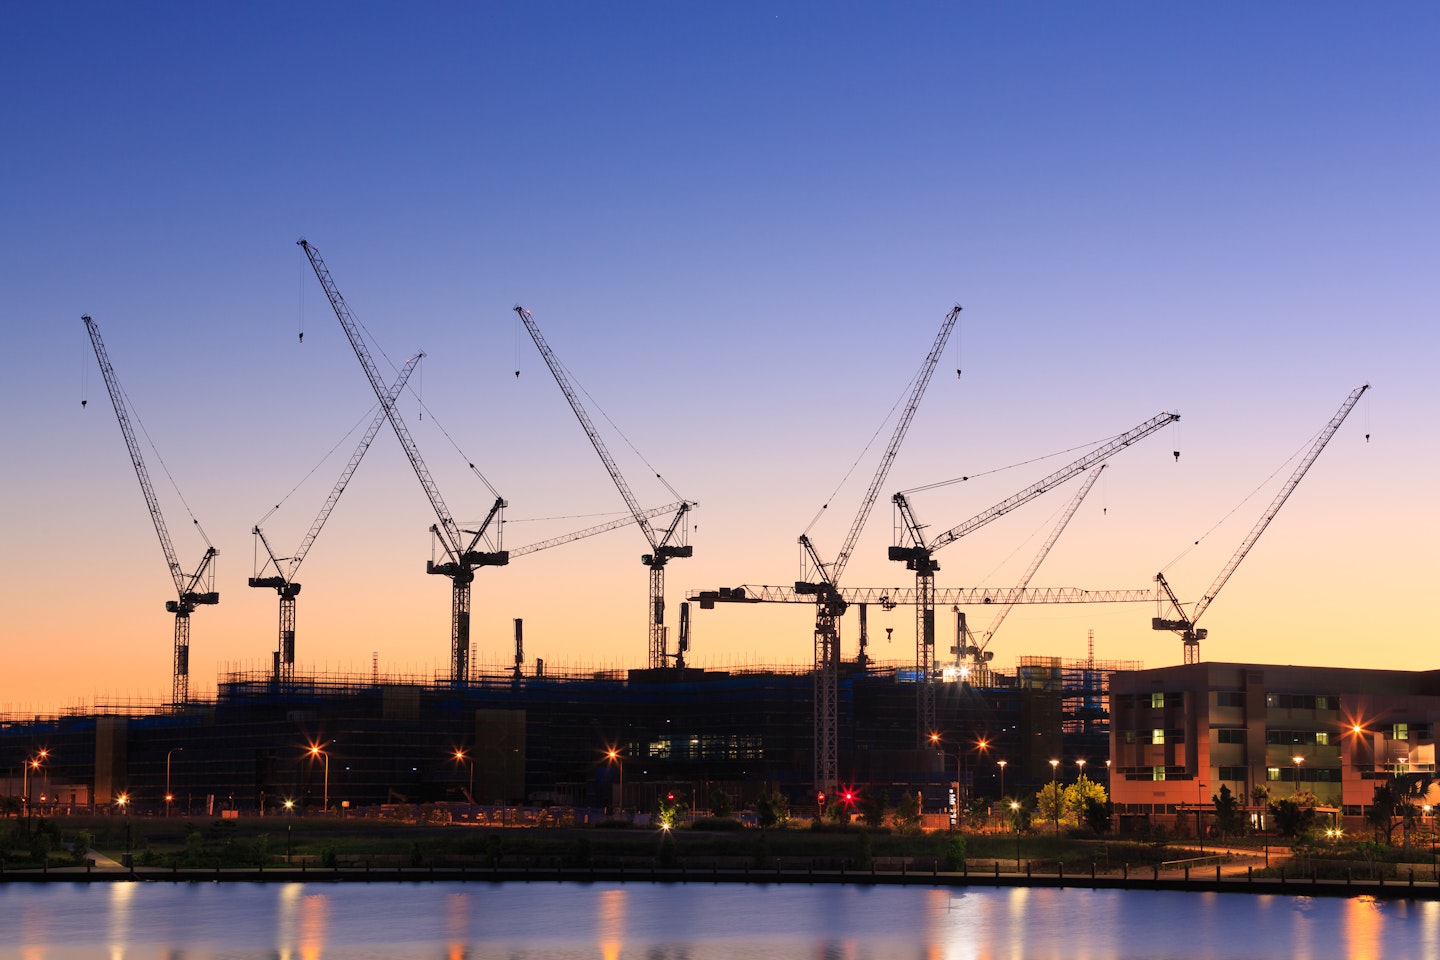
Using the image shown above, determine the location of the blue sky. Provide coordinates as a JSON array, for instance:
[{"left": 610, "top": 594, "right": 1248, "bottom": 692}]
[{"left": 2, "top": 3, "right": 1435, "bottom": 709}]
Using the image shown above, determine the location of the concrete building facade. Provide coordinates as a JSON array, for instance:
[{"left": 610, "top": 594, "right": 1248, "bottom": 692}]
[{"left": 1110, "top": 662, "right": 1440, "bottom": 823}]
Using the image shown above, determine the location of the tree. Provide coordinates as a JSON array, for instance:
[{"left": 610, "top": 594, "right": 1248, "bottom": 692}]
[
  {"left": 858, "top": 786, "right": 888, "bottom": 829},
  {"left": 1063, "top": 775, "right": 1107, "bottom": 822},
  {"left": 1082, "top": 797, "right": 1112, "bottom": 835},
  {"left": 657, "top": 793, "right": 687, "bottom": 830},
  {"left": 755, "top": 790, "right": 790, "bottom": 828},
  {"left": 1366, "top": 779, "right": 1400, "bottom": 844},
  {"left": 1212, "top": 784, "right": 1243, "bottom": 836},
  {"left": 1035, "top": 781, "right": 1066, "bottom": 829},
  {"left": 1270, "top": 792, "right": 1318, "bottom": 839},
  {"left": 893, "top": 791, "right": 922, "bottom": 832},
  {"left": 707, "top": 786, "right": 734, "bottom": 818}
]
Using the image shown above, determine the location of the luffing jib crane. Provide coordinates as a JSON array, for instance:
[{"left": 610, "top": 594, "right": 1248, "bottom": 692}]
[
  {"left": 513, "top": 306, "right": 694, "bottom": 669},
  {"left": 1154, "top": 384, "right": 1369, "bottom": 663},
  {"left": 892, "top": 411, "right": 1178, "bottom": 740},
  {"left": 249, "top": 355, "right": 421, "bottom": 683},
  {"left": 797, "top": 305, "right": 960, "bottom": 792},
  {"left": 83, "top": 315, "right": 218, "bottom": 708},
  {"left": 299, "top": 239, "right": 507, "bottom": 684}
]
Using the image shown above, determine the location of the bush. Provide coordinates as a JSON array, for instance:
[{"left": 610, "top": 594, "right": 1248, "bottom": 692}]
[
  {"left": 942, "top": 832, "right": 967, "bottom": 871},
  {"left": 320, "top": 846, "right": 337, "bottom": 868}
]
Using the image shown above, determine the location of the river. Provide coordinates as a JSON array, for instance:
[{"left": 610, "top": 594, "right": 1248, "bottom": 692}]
[{"left": 2, "top": 880, "right": 1437, "bottom": 959}]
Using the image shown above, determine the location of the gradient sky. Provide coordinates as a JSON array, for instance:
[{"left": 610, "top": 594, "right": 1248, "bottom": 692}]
[{"left": 3, "top": 3, "right": 1435, "bottom": 712}]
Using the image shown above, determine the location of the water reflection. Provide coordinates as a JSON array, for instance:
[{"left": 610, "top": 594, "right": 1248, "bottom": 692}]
[
  {"left": 1, "top": 882, "right": 1438, "bottom": 959},
  {"left": 107, "top": 881, "right": 135, "bottom": 960},
  {"left": 597, "top": 886, "right": 626, "bottom": 960}
]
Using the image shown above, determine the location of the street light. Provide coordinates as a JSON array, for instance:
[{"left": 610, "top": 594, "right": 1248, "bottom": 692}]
[
  {"left": 21, "top": 749, "right": 48, "bottom": 831},
  {"left": 1049, "top": 758, "right": 1060, "bottom": 835},
  {"left": 1292, "top": 755, "right": 1305, "bottom": 797},
  {"left": 453, "top": 749, "right": 475, "bottom": 802},
  {"left": 1076, "top": 758, "right": 1086, "bottom": 779},
  {"left": 606, "top": 747, "right": 624, "bottom": 814},
  {"left": 308, "top": 743, "right": 331, "bottom": 813},
  {"left": 1010, "top": 800, "right": 1022, "bottom": 869},
  {"left": 166, "top": 747, "right": 184, "bottom": 817},
  {"left": 997, "top": 759, "right": 1007, "bottom": 800},
  {"left": 284, "top": 799, "right": 295, "bottom": 862},
  {"left": 929, "top": 732, "right": 953, "bottom": 824}
]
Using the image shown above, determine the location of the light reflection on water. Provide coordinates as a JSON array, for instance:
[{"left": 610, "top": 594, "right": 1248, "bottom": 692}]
[{"left": 0, "top": 882, "right": 1437, "bottom": 960}]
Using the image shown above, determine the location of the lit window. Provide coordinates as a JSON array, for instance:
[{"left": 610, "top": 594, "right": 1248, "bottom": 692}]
[
  {"left": 1151, "top": 692, "right": 1165, "bottom": 708},
  {"left": 1394, "top": 723, "right": 1409, "bottom": 741},
  {"left": 1267, "top": 767, "right": 1281, "bottom": 781},
  {"left": 1152, "top": 766, "right": 1166, "bottom": 781},
  {"left": 1152, "top": 729, "right": 1165, "bottom": 744},
  {"left": 1315, "top": 732, "right": 1329, "bottom": 745}
]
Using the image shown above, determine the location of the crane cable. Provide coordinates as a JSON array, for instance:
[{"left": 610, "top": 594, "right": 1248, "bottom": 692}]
[
  {"left": 898, "top": 419, "right": 1176, "bottom": 498},
  {"left": 1157, "top": 426, "right": 1324, "bottom": 574},
  {"left": 801, "top": 364, "right": 920, "bottom": 538},
  {"left": 117, "top": 378, "right": 215, "bottom": 550},
  {"left": 253, "top": 402, "right": 383, "bottom": 528}
]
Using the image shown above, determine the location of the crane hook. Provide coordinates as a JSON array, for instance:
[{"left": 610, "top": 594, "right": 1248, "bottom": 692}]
[{"left": 1173, "top": 450, "right": 1180, "bottom": 461}]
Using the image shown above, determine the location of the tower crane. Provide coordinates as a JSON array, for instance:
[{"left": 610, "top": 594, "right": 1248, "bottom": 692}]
[
  {"left": 892, "top": 411, "right": 1178, "bottom": 740},
  {"left": 249, "top": 355, "right": 420, "bottom": 684},
  {"left": 1154, "top": 384, "right": 1369, "bottom": 663},
  {"left": 83, "top": 315, "right": 218, "bottom": 708},
  {"left": 513, "top": 306, "right": 694, "bottom": 669},
  {"left": 958, "top": 464, "right": 1108, "bottom": 677},
  {"left": 299, "top": 239, "right": 507, "bottom": 684},
  {"left": 797, "top": 305, "right": 960, "bottom": 792}
]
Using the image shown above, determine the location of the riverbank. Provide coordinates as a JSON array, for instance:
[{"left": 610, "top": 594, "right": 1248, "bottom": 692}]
[{"left": 3, "top": 856, "right": 1437, "bottom": 901}]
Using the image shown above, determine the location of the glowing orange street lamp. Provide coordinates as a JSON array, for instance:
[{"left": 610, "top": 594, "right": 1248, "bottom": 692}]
[
  {"left": 453, "top": 749, "right": 475, "bottom": 801},
  {"left": 308, "top": 743, "right": 331, "bottom": 813},
  {"left": 997, "top": 759, "right": 1008, "bottom": 799},
  {"left": 606, "top": 747, "right": 624, "bottom": 813}
]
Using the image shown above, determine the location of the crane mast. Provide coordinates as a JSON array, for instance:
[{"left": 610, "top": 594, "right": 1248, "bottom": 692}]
[
  {"left": 514, "top": 306, "right": 693, "bottom": 669},
  {"left": 798, "top": 304, "right": 960, "bottom": 792},
  {"left": 250, "top": 355, "right": 420, "bottom": 683},
  {"left": 299, "top": 240, "right": 507, "bottom": 684},
  {"left": 1155, "top": 384, "right": 1369, "bottom": 663},
  {"left": 83, "top": 315, "right": 218, "bottom": 708},
  {"left": 893, "top": 410, "right": 1177, "bottom": 740}
]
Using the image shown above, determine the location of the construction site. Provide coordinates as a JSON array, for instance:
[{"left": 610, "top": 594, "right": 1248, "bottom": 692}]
[{"left": 3, "top": 242, "right": 1374, "bottom": 824}]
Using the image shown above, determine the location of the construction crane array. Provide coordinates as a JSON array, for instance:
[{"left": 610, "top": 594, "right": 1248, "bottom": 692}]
[
  {"left": 1154, "top": 384, "right": 1369, "bottom": 663},
  {"left": 792, "top": 305, "right": 960, "bottom": 792},
  {"left": 249, "top": 355, "right": 421, "bottom": 684},
  {"left": 83, "top": 315, "right": 219, "bottom": 709},
  {"left": 514, "top": 306, "right": 694, "bottom": 669},
  {"left": 892, "top": 410, "right": 1179, "bottom": 739},
  {"left": 299, "top": 239, "right": 507, "bottom": 684}
]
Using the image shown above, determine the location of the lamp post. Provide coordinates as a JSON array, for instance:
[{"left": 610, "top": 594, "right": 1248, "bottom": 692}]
[
  {"left": 997, "top": 759, "right": 1007, "bottom": 800},
  {"left": 1049, "top": 758, "right": 1060, "bottom": 835},
  {"left": 929, "top": 732, "right": 953, "bottom": 826},
  {"left": 21, "top": 749, "right": 48, "bottom": 831},
  {"left": 308, "top": 743, "right": 331, "bottom": 813},
  {"left": 1292, "top": 755, "right": 1304, "bottom": 797},
  {"left": 284, "top": 798, "right": 294, "bottom": 862},
  {"left": 453, "top": 749, "right": 475, "bottom": 802},
  {"left": 1010, "top": 800, "right": 1022, "bottom": 870},
  {"left": 606, "top": 747, "right": 624, "bottom": 815},
  {"left": 165, "top": 747, "right": 184, "bottom": 817}
]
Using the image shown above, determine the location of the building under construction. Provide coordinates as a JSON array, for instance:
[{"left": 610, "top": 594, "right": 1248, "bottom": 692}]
[{"left": 1, "top": 655, "right": 1127, "bottom": 818}]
